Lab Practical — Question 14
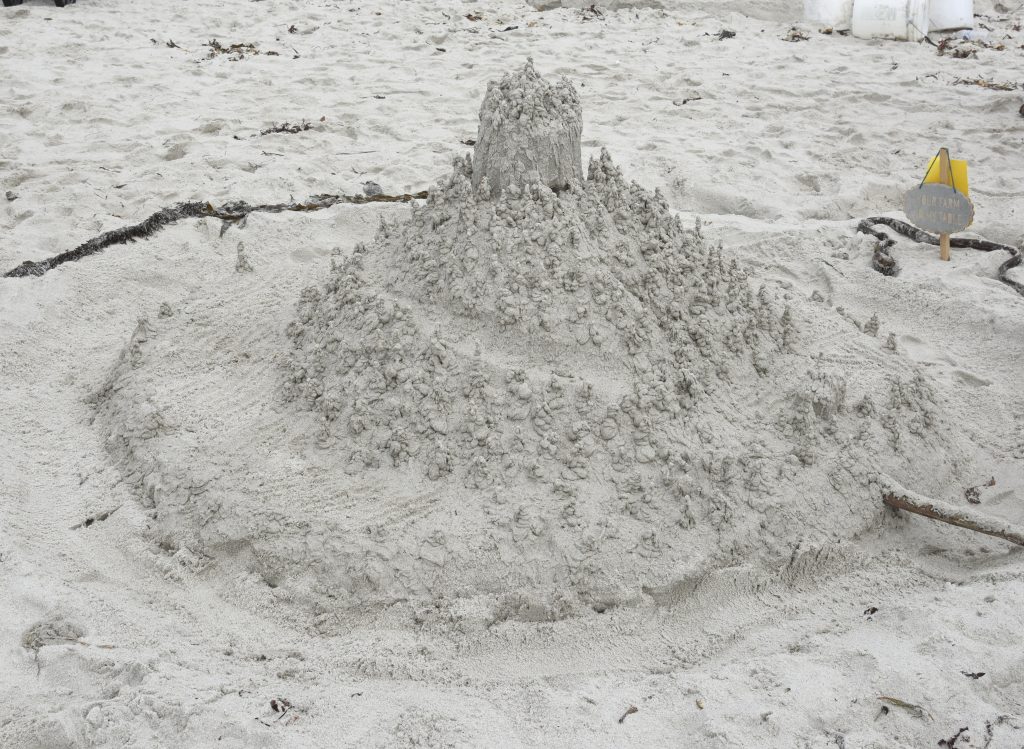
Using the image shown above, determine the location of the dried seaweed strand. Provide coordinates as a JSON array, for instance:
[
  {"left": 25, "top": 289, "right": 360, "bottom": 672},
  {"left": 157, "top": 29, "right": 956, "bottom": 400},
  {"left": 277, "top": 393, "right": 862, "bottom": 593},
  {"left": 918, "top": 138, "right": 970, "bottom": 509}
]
[
  {"left": 857, "top": 216, "right": 1024, "bottom": 297},
  {"left": 3, "top": 191, "right": 428, "bottom": 278}
]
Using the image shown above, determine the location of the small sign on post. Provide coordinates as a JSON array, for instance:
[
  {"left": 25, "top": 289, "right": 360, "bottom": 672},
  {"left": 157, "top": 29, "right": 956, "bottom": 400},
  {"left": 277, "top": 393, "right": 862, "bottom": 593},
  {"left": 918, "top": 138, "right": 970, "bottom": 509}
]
[{"left": 904, "top": 148, "right": 973, "bottom": 262}]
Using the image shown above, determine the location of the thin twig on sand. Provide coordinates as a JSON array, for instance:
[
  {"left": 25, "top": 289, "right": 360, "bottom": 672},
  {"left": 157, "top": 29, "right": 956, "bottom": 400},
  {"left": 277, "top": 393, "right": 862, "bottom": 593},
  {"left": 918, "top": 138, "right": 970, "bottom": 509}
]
[{"left": 881, "top": 479, "right": 1024, "bottom": 547}]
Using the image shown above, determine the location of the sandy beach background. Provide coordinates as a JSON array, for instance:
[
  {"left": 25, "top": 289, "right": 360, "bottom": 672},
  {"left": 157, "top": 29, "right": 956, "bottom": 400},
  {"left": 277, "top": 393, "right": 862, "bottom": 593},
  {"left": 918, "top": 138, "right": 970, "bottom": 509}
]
[{"left": 2, "top": 0, "right": 1024, "bottom": 746}]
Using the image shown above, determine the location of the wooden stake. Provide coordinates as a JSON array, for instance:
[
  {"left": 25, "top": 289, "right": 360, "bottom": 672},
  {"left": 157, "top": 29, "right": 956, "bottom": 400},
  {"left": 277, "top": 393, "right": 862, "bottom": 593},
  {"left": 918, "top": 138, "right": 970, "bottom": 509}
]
[
  {"left": 938, "top": 148, "right": 952, "bottom": 261},
  {"left": 881, "top": 479, "right": 1024, "bottom": 547}
]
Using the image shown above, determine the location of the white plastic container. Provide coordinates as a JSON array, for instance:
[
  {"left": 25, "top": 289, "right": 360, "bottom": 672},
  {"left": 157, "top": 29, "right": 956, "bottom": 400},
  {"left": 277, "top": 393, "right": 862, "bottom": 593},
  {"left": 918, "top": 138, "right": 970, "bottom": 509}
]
[
  {"left": 930, "top": 0, "right": 974, "bottom": 31},
  {"left": 851, "top": 0, "right": 929, "bottom": 42},
  {"left": 803, "top": 0, "right": 854, "bottom": 28}
]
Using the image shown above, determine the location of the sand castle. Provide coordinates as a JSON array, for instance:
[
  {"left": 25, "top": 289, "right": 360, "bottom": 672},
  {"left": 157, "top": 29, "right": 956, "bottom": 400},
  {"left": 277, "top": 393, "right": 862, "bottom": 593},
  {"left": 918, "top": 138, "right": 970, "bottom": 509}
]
[{"left": 93, "top": 62, "right": 975, "bottom": 622}]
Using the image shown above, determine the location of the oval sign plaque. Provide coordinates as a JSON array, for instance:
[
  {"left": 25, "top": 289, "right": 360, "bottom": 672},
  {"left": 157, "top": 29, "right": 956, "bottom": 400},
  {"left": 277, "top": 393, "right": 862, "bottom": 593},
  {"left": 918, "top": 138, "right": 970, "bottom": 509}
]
[{"left": 904, "top": 183, "right": 974, "bottom": 234}]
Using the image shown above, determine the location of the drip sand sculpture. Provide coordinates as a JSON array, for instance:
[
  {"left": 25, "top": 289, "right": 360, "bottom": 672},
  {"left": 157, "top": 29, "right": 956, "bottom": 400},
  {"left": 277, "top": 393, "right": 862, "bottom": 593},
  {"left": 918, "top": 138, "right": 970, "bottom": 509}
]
[{"left": 94, "top": 62, "right": 978, "bottom": 621}]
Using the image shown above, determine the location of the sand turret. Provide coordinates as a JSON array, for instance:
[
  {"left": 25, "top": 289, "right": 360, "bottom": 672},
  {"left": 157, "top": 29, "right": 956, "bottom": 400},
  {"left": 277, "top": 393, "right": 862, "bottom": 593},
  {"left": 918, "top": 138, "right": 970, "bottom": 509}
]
[{"left": 472, "top": 59, "right": 584, "bottom": 198}]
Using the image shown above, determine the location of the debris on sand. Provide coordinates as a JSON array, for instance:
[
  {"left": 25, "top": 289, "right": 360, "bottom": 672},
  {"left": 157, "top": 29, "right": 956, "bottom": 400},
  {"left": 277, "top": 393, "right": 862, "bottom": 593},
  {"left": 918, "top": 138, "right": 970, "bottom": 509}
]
[
  {"left": 259, "top": 121, "right": 312, "bottom": 136},
  {"left": 205, "top": 39, "right": 279, "bottom": 60},
  {"left": 877, "top": 696, "right": 932, "bottom": 721},
  {"left": 953, "top": 77, "right": 1018, "bottom": 91}
]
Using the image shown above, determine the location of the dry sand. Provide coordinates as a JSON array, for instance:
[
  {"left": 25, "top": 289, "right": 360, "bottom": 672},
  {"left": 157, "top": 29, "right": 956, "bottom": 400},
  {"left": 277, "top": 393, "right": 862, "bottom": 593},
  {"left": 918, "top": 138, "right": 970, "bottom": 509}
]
[{"left": 2, "top": 1, "right": 1024, "bottom": 747}]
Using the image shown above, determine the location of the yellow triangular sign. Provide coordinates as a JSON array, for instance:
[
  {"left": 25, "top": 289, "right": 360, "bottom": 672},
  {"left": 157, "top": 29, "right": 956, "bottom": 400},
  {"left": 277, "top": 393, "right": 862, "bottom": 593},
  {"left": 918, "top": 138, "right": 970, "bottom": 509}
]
[{"left": 923, "top": 155, "right": 969, "bottom": 198}]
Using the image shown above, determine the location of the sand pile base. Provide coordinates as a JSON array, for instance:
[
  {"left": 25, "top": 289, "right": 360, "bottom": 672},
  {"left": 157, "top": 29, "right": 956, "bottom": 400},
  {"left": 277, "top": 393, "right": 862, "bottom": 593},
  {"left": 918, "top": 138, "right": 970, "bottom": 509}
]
[{"left": 92, "top": 64, "right": 979, "bottom": 622}]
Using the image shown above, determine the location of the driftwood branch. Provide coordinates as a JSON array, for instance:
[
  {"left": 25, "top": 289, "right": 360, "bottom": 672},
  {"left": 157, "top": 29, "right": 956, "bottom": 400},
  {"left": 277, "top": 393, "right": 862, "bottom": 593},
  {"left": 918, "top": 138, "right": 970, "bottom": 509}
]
[{"left": 882, "top": 479, "right": 1024, "bottom": 547}]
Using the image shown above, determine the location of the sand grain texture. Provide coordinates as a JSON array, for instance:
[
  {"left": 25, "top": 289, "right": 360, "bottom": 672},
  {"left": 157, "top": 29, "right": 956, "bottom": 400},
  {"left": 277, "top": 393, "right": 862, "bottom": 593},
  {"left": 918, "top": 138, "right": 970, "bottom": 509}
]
[{"left": 2, "top": 1, "right": 1024, "bottom": 747}]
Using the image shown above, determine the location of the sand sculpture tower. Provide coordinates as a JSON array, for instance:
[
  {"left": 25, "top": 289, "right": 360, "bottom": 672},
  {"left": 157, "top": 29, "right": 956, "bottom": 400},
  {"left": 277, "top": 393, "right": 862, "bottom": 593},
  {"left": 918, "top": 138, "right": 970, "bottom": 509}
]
[{"left": 472, "top": 59, "right": 584, "bottom": 198}]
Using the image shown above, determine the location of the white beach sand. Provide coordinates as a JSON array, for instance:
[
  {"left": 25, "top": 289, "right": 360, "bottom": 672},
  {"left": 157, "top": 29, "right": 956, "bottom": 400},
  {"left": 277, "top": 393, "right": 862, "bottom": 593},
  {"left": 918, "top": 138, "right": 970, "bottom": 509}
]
[{"left": 2, "top": 0, "right": 1024, "bottom": 747}]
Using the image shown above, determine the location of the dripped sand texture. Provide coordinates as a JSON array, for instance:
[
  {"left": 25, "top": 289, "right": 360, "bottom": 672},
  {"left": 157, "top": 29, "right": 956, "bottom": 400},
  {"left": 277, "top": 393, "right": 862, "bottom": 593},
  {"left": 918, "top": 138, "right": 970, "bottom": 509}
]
[{"left": 94, "top": 63, "right": 975, "bottom": 620}]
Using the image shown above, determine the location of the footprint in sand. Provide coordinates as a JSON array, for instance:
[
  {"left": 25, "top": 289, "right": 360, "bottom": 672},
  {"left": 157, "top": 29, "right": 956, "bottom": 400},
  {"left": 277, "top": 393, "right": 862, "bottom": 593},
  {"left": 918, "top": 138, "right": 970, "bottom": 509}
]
[
  {"left": 901, "top": 335, "right": 991, "bottom": 386},
  {"left": 952, "top": 369, "right": 992, "bottom": 388}
]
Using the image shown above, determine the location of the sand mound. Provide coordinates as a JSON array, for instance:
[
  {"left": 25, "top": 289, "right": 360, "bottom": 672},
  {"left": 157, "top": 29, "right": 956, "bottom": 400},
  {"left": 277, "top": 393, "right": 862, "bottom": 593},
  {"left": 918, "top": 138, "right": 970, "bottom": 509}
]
[{"left": 93, "top": 63, "right": 977, "bottom": 621}]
